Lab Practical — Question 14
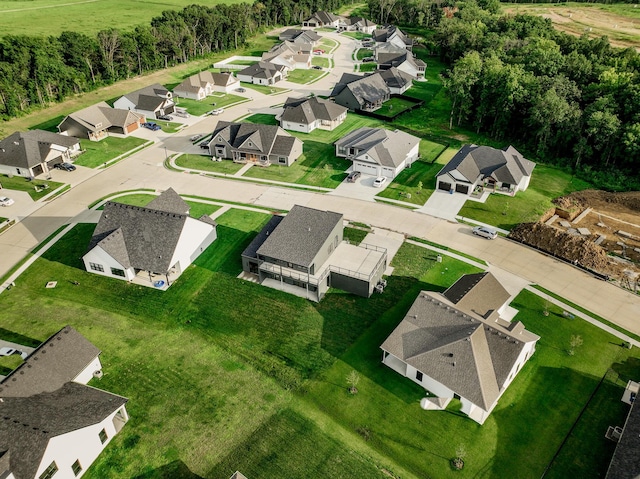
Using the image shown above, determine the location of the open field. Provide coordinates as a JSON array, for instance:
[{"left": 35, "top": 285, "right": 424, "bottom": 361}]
[
  {"left": 503, "top": 3, "right": 640, "bottom": 50},
  {"left": 1, "top": 205, "right": 638, "bottom": 478},
  {"left": 0, "top": 0, "right": 247, "bottom": 36}
]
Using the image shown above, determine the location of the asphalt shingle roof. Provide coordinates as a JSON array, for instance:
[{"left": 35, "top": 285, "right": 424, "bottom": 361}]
[
  {"left": 256, "top": 205, "right": 343, "bottom": 267},
  {"left": 376, "top": 67, "right": 414, "bottom": 90},
  {"left": 211, "top": 121, "right": 299, "bottom": 157},
  {"left": 0, "top": 130, "right": 79, "bottom": 169},
  {"left": 444, "top": 272, "right": 512, "bottom": 319},
  {"left": 281, "top": 97, "right": 347, "bottom": 124},
  {"left": 606, "top": 400, "right": 640, "bottom": 479},
  {"left": 122, "top": 83, "right": 171, "bottom": 110},
  {"left": 241, "top": 215, "right": 284, "bottom": 260},
  {"left": 334, "top": 127, "right": 419, "bottom": 168},
  {"left": 61, "top": 101, "right": 144, "bottom": 134},
  {"left": 238, "top": 62, "right": 285, "bottom": 81},
  {"left": 331, "top": 72, "right": 390, "bottom": 107}
]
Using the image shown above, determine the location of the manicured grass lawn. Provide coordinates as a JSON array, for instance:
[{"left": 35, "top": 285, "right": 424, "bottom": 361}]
[
  {"left": 76, "top": 137, "right": 148, "bottom": 168},
  {"left": 230, "top": 59, "right": 257, "bottom": 66},
  {"left": 376, "top": 144, "right": 451, "bottom": 205},
  {"left": 175, "top": 154, "right": 245, "bottom": 175},
  {"left": 319, "top": 37, "right": 339, "bottom": 52},
  {"left": 153, "top": 120, "right": 182, "bottom": 133},
  {"left": 358, "top": 63, "right": 377, "bottom": 72},
  {"left": 100, "top": 192, "right": 222, "bottom": 219},
  {"left": 241, "top": 83, "right": 289, "bottom": 95},
  {"left": 175, "top": 94, "right": 247, "bottom": 116},
  {"left": 374, "top": 97, "right": 418, "bottom": 118},
  {"left": 355, "top": 48, "right": 372, "bottom": 60},
  {"left": 286, "top": 69, "right": 325, "bottom": 85},
  {"left": 458, "top": 165, "right": 593, "bottom": 230},
  {"left": 341, "top": 32, "right": 371, "bottom": 40},
  {"left": 242, "top": 113, "right": 278, "bottom": 126},
  {"left": 311, "top": 56, "right": 330, "bottom": 68},
  {"left": 0, "top": 174, "right": 64, "bottom": 200}
]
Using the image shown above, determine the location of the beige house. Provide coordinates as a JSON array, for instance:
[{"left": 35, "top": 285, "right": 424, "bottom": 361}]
[{"left": 279, "top": 97, "right": 347, "bottom": 133}]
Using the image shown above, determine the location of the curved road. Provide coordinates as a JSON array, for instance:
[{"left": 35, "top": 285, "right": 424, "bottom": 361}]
[{"left": 1, "top": 31, "right": 639, "bottom": 336}]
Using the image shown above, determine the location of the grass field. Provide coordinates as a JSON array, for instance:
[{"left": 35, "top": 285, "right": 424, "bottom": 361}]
[
  {"left": 0, "top": 204, "right": 638, "bottom": 478},
  {"left": 458, "top": 165, "right": 593, "bottom": 230},
  {"left": 175, "top": 94, "right": 248, "bottom": 116},
  {"left": 0, "top": 174, "right": 64, "bottom": 200},
  {"left": 0, "top": 0, "right": 247, "bottom": 36},
  {"left": 241, "top": 83, "right": 289, "bottom": 95},
  {"left": 175, "top": 154, "right": 245, "bottom": 175},
  {"left": 355, "top": 48, "right": 373, "bottom": 60},
  {"left": 75, "top": 137, "right": 148, "bottom": 168},
  {"left": 357, "top": 63, "right": 377, "bottom": 73},
  {"left": 341, "top": 32, "right": 371, "bottom": 40},
  {"left": 286, "top": 69, "right": 325, "bottom": 85},
  {"left": 374, "top": 96, "right": 418, "bottom": 118},
  {"left": 105, "top": 193, "right": 221, "bottom": 219},
  {"left": 311, "top": 56, "right": 330, "bottom": 68}
]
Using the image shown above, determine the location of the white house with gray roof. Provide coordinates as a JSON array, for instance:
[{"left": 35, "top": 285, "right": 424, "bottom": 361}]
[
  {"left": 279, "top": 97, "right": 347, "bottom": 133},
  {"left": 0, "top": 130, "right": 80, "bottom": 178},
  {"left": 436, "top": 144, "right": 535, "bottom": 196},
  {"left": 376, "top": 51, "right": 426, "bottom": 79},
  {"left": 334, "top": 127, "right": 420, "bottom": 178},
  {"left": 207, "top": 121, "right": 303, "bottom": 167},
  {"left": 302, "top": 11, "right": 343, "bottom": 28},
  {"left": 113, "top": 83, "right": 175, "bottom": 119},
  {"left": 241, "top": 205, "right": 387, "bottom": 301},
  {"left": 372, "top": 25, "right": 414, "bottom": 50},
  {"left": 0, "top": 325, "right": 128, "bottom": 479},
  {"left": 173, "top": 71, "right": 239, "bottom": 100},
  {"left": 381, "top": 272, "right": 539, "bottom": 425},
  {"left": 262, "top": 42, "right": 312, "bottom": 71},
  {"left": 82, "top": 188, "right": 217, "bottom": 288},
  {"left": 331, "top": 72, "right": 390, "bottom": 112},
  {"left": 58, "top": 101, "right": 145, "bottom": 141},
  {"left": 237, "top": 62, "right": 287, "bottom": 85},
  {"left": 375, "top": 68, "right": 413, "bottom": 94}
]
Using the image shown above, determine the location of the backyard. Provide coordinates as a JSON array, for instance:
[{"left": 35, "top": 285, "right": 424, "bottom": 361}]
[
  {"left": 0, "top": 203, "right": 636, "bottom": 479},
  {"left": 76, "top": 137, "right": 149, "bottom": 168}
]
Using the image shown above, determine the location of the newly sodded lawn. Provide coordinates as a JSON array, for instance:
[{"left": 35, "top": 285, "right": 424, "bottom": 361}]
[
  {"left": 311, "top": 56, "right": 330, "bottom": 68},
  {"left": 374, "top": 96, "right": 418, "bottom": 118},
  {"left": 319, "top": 37, "right": 339, "bottom": 52},
  {"left": 0, "top": 174, "right": 64, "bottom": 200},
  {"left": 457, "top": 165, "right": 593, "bottom": 230},
  {"left": 0, "top": 204, "right": 638, "bottom": 478},
  {"left": 355, "top": 48, "right": 372, "bottom": 60},
  {"left": 175, "top": 94, "right": 247, "bottom": 116},
  {"left": 341, "top": 32, "right": 371, "bottom": 40},
  {"left": 175, "top": 154, "right": 245, "bottom": 175},
  {"left": 103, "top": 193, "right": 222, "bottom": 219},
  {"left": 241, "top": 83, "right": 289, "bottom": 95},
  {"left": 286, "top": 69, "right": 325, "bottom": 85},
  {"left": 76, "top": 137, "right": 148, "bottom": 168}
]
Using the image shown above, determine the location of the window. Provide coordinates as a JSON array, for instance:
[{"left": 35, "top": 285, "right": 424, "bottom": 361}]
[
  {"left": 278, "top": 157, "right": 286, "bottom": 164},
  {"left": 39, "top": 462, "right": 58, "bottom": 479},
  {"left": 415, "top": 371, "right": 423, "bottom": 382},
  {"left": 72, "top": 460, "right": 82, "bottom": 476},
  {"left": 89, "top": 262, "right": 104, "bottom": 272},
  {"left": 99, "top": 428, "right": 108, "bottom": 444},
  {"left": 110, "top": 268, "right": 126, "bottom": 277}
]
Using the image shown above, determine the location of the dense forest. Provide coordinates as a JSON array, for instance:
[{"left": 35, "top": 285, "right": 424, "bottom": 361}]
[{"left": 0, "top": 0, "right": 353, "bottom": 118}]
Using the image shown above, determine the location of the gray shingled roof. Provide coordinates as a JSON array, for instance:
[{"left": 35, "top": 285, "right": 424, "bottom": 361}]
[
  {"left": 238, "top": 61, "right": 285, "bottom": 80},
  {"left": 376, "top": 67, "right": 413, "bottom": 90},
  {"left": 211, "top": 121, "right": 299, "bottom": 157},
  {"left": 61, "top": 101, "right": 143, "bottom": 134},
  {"left": 606, "top": 400, "right": 640, "bottom": 479},
  {"left": 372, "top": 25, "right": 413, "bottom": 46},
  {"left": 437, "top": 144, "right": 536, "bottom": 185},
  {"left": 334, "top": 127, "right": 420, "bottom": 168},
  {"left": 377, "top": 51, "right": 424, "bottom": 71},
  {"left": 331, "top": 72, "right": 390, "bottom": 107},
  {"left": 0, "top": 130, "right": 79, "bottom": 169},
  {"left": 122, "top": 83, "right": 171, "bottom": 109},
  {"left": 242, "top": 215, "right": 284, "bottom": 260},
  {"left": 281, "top": 97, "right": 347, "bottom": 124},
  {"left": 0, "top": 325, "right": 100, "bottom": 398},
  {"left": 381, "top": 291, "right": 529, "bottom": 411},
  {"left": 0, "top": 382, "right": 127, "bottom": 479},
  {"left": 256, "top": 205, "right": 343, "bottom": 267},
  {"left": 145, "top": 187, "right": 190, "bottom": 215},
  {"left": 306, "top": 11, "right": 341, "bottom": 24},
  {"left": 444, "top": 272, "right": 511, "bottom": 319}
]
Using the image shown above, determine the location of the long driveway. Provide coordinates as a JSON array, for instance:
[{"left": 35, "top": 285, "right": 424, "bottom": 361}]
[{"left": 1, "top": 31, "right": 639, "bottom": 337}]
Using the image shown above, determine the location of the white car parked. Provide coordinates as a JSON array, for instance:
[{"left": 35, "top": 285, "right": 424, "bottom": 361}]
[
  {"left": 373, "top": 176, "right": 387, "bottom": 188},
  {"left": 472, "top": 225, "right": 498, "bottom": 240},
  {"left": 0, "top": 196, "right": 14, "bottom": 206},
  {"left": 0, "top": 347, "right": 29, "bottom": 359}
]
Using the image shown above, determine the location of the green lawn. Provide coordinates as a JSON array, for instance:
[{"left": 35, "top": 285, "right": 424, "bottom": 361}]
[
  {"left": 374, "top": 97, "right": 418, "bottom": 118},
  {"left": 458, "top": 165, "right": 593, "bottom": 230},
  {"left": 358, "top": 63, "right": 377, "bottom": 73},
  {"left": 153, "top": 120, "right": 182, "bottom": 134},
  {"left": 0, "top": 174, "right": 64, "bottom": 200},
  {"left": 100, "top": 192, "right": 221, "bottom": 219},
  {"left": 241, "top": 83, "right": 289, "bottom": 95},
  {"left": 319, "top": 37, "right": 339, "bottom": 52},
  {"left": 242, "top": 113, "right": 278, "bottom": 126},
  {"left": 376, "top": 144, "right": 452, "bottom": 205},
  {"left": 355, "top": 48, "right": 372, "bottom": 60},
  {"left": 229, "top": 59, "right": 258, "bottom": 66},
  {"left": 175, "top": 94, "right": 247, "bottom": 116},
  {"left": 341, "top": 32, "right": 371, "bottom": 40},
  {"left": 1, "top": 206, "right": 638, "bottom": 478},
  {"left": 286, "top": 69, "right": 325, "bottom": 85},
  {"left": 311, "top": 56, "right": 330, "bottom": 68},
  {"left": 76, "top": 137, "right": 148, "bottom": 168},
  {"left": 175, "top": 154, "right": 245, "bottom": 175}
]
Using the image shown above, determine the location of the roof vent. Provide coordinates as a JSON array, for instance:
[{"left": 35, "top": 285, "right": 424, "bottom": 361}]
[
  {"left": 308, "top": 227, "right": 311, "bottom": 232},
  {"left": 452, "top": 362, "right": 456, "bottom": 367}
]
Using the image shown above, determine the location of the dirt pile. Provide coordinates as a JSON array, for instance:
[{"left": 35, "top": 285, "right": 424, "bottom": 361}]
[
  {"left": 509, "top": 222, "right": 616, "bottom": 274},
  {"left": 554, "top": 190, "right": 640, "bottom": 214}
]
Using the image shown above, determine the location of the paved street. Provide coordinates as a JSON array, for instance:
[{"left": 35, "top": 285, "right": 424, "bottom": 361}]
[{"left": 1, "top": 30, "right": 639, "bottom": 336}]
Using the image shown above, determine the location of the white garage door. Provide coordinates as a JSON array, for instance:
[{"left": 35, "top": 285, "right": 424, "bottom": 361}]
[
  {"left": 354, "top": 162, "right": 378, "bottom": 175},
  {"left": 381, "top": 167, "right": 395, "bottom": 178}
]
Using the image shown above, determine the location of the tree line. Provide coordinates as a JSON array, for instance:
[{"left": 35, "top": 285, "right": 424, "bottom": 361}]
[{"left": 0, "top": 0, "right": 353, "bottom": 119}]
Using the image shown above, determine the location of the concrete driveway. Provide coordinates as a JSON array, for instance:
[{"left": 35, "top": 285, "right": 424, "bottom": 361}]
[
  {"left": 418, "top": 190, "right": 468, "bottom": 220},
  {"left": 330, "top": 172, "right": 390, "bottom": 201}
]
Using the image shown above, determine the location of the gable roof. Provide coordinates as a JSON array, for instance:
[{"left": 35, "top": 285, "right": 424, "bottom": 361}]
[
  {"left": 121, "top": 83, "right": 171, "bottom": 110},
  {"left": 348, "top": 17, "right": 376, "bottom": 28},
  {"left": 606, "top": 399, "right": 640, "bottom": 479},
  {"left": 256, "top": 205, "right": 343, "bottom": 267},
  {"left": 444, "top": 272, "right": 511, "bottom": 320},
  {"left": 60, "top": 101, "right": 144, "bottom": 134},
  {"left": 145, "top": 187, "right": 190, "bottom": 215},
  {"left": 281, "top": 97, "right": 347, "bottom": 125},
  {"left": 0, "top": 130, "right": 79, "bottom": 169},
  {"left": 306, "top": 11, "right": 342, "bottom": 24},
  {"left": 211, "top": 121, "right": 300, "bottom": 158},
  {"left": 437, "top": 144, "right": 536, "bottom": 185},
  {"left": 334, "top": 127, "right": 420, "bottom": 168},
  {"left": 372, "top": 25, "right": 413, "bottom": 46},
  {"left": 238, "top": 61, "right": 286, "bottom": 80},
  {"left": 381, "top": 289, "right": 533, "bottom": 411},
  {"left": 331, "top": 72, "right": 390, "bottom": 107},
  {"left": 377, "top": 51, "right": 426, "bottom": 70},
  {"left": 376, "top": 67, "right": 414, "bottom": 90},
  {"left": 279, "top": 29, "right": 321, "bottom": 43}
]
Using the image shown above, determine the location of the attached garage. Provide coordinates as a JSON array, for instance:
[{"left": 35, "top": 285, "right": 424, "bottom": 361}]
[
  {"left": 455, "top": 184, "right": 469, "bottom": 194},
  {"left": 381, "top": 167, "right": 396, "bottom": 178},
  {"left": 354, "top": 162, "right": 379, "bottom": 176},
  {"left": 438, "top": 181, "right": 451, "bottom": 191}
]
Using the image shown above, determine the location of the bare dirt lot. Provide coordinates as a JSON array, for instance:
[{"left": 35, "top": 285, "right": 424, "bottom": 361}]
[{"left": 504, "top": 4, "right": 640, "bottom": 51}]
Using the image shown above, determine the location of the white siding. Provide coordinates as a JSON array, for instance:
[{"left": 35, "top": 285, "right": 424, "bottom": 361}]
[
  {"left": 82, "top": 246, "right": 135, "bottom": 281},
  {"left": 282, "top": 120, "right": 314, "bottom": 133},
  {"left": 73, "top": 357, "right": 103, "bottom": 385},
  {"left": 237, "top": 73, "right": 253, "bottom": 83},
  {"left": 168, "top": 218, "right": 217, "bottom": 273},
  {"left": 406, "top": 364, "right": 456, "bottom": 399},
  {"left": 113, "top": 97, "right": 136, "bottom": 111}
]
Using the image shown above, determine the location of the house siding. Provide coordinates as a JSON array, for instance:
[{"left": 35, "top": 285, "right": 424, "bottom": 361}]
[
  {"left": 73, "top": 357, "right": 103, "bottom": 385},
  {"left": 334, "top": 89, "right": 361, "bottom": 111},
  {"left": 82, "top": 246, "right": 135, "bottom": 281},
  {"left": 169, "top": 217, "right": 217, "bottom": 273}
]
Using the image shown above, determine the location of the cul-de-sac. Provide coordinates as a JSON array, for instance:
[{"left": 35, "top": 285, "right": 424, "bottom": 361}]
[{"left": 1, "top": 1, "right": 640, "bottom": 478}]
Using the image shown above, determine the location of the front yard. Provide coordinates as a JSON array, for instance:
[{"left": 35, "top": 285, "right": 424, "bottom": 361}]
[
  {"left": 76, "top": 136, "right": 148, "bottom": 168},
  {"left": 341, "top": 32, "right": 371, "bottom": 40},
  {"left": 285, "top": 69, "right": 325, "bottom": 85},
  {"left": 240, "top": 83, "right": 289, "bottom": 95},
  {"left": 175, "top": 154, "right": 245, "bottom": 175},
  {"left": 1, "top": 205, "right": 635, "bottom": 479},
  {"left": 0, "top": 174, "right": 64, "bottom": 200},
  {"left": 311, "top": 56, "right": 330, "bottom": 68},
  {"left": 175, "top": 93, "right": 248, "bottom": 116}
]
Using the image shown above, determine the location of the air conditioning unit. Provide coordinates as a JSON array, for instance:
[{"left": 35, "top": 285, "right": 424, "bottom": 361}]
[{"left": 93, "top": 370, "right": 104, "bottom": 379}]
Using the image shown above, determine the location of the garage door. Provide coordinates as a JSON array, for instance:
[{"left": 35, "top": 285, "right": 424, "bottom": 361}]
[
  {"left": 32, "top": 164, "right": 44, "bottom": 176},
  {"left": 438, "top": 181, "right": 451, "bottom": 191},
  {"left": 355, "top": 163, "right": 378, "bottom": 175},
  {"left": 455, "top": 184, "right": 469, "bottom": 194},
  {"left": 382, "top": 167, "right": 395, "bottom": 178}
]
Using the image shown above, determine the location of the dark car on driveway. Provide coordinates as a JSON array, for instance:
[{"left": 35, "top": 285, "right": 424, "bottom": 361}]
[
  {"left": 143, "top": 122, "right": 161, "bottom": 131},
  {"left": 157, "top": 115, "right": 173, "bottom": 121},
  {"left": 54, "top": 162, "right": 76, "bottom": 171},
  {"left": 346, "top": 170, "right": 361, "bottom": 182}
]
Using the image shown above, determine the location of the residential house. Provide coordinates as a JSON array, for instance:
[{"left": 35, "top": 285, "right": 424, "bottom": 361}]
[
  {"left": 241, "top": 205, "right": 387, "bottom": 301},
  {"left": 82, "top": 188, "right": 217, "bottom": 288},
  {"left": 209, "top": 72, "right": 241, "bottom": 93},
  {"left": 334, "top": 127, "right": 420, "bottom": 178},
  {"left": 113, "top": 83, "right": 175, "bottom": 119},
  {"left": 237, "top": 61, "right": 287, "bottom": 85},
  {"left": 0, "top": 325, "right": 128, "bottom": 479},
  {"left": 372, "top": 25, "right": 413, "bottom": 50},
  {"left": 206, "top": 121, "right": 303, "bottom": 166},
  {"left": 58, "top": 101, "right": 145, "bottom": 141},
  {"left": 376, "top": 67, "right": 413, "bottom": 94},
  {"left": 381, "top": 272, "right": 539, "bottom": 424},
  {"left": 436, "top": 144, "right": 536, "bottom": 196},
  {"left": 331, "top": 72, "right": 390, "bottom": 112},
  {"left": 262, "top": 42, "right": 312, "bottom": 71},
  {"left": 173, "top": 71, "right": 239, "bottom": 100},
  {"left": 0, "top": 130, "right": 80, "bottom": 178},
  {"left": 377, "top": 51, "right": 426, "bottom": 78},
  {"left": 302, "top": 11, "right": 343, "bottom": 28},
  {"left": 373, "top": 41, "right": 407, "bottom": 60},
  {"left": 338, "top": 17, "right": 377, "bottom": 34},
  {"left": 605, "top": 381, "right": 640, "bottom": 478},
  {"left": 279, "top": 96, "right": 347, "bottom": 133},
  {"left": 278, "top": 29, "right": 321, "bottom": 45}
]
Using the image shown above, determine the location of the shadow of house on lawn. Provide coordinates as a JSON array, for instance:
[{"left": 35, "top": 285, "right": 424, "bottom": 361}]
[{"left": 132, "top": 460, "right": 205, "bottom": 479}]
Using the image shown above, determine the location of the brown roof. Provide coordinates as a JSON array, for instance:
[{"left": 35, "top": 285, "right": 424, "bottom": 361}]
[{"left": 444, "top": 272, "right": 511, "bottom": 320}]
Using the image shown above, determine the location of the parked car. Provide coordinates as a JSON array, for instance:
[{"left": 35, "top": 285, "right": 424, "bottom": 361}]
[
  {"left": 0, "top": 347, "right": 28, "bottom": 359},
  {"left": 472, "top": 225, "right": 498, "bottom": 240},
  {"left": 235, "top": 87, "right": 246, "bottom": 93},
  {"left": 157, "top": 115, "right": 173, "bottom": 121},
  {"left": 362, "top": 57, "right": 375, "bottom": 63},
  {"left": 373, "top": 176, "right": 387, "bottom": 188},
  {"left": 190, "top": 134, "right": 204, "bottom": 142},
  {"left": 142, "top": 122, "right": 161, "bottom": 131},
  {"left": 200, "top": 142, "right": 210, "bottom": 150},
  {"left": 174, "top": 111, "right": 190, "bottom": 118},
  {"left": 346, "top": 171, "right": 361, "bottom": 183},
  {"left": 312, "top": 65, "right": 322, "bottom": 70},
  {"left": 54, "top": 162, "right": 76, "bottom": 171},
  {"left": 0, "top": 196, "right": 15, "bottom": 206},
  {"left": 313, "top": 49, "right": 325, "bottom": 55},
  {"left": 209, "top": 108, "right": 224, "bottom": 115}
]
